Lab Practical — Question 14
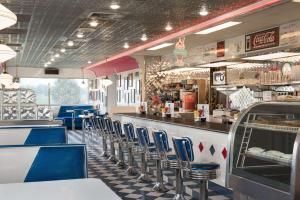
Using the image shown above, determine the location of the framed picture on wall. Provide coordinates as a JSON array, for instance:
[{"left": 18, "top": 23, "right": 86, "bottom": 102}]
[
  {"left": 127, "top": 93, "right": 130, "bottom": 104},
  {"left": 124, "top": 77, "right": 128, "bottom": 90},
  {"left": 128, "top": 73, "right": 133, "bottom": 87},
  {"left": 131, "top": 89, "right": 136, "bottom": 103},
  {"left": 136, "top": 79, "right": 141, "bottom": 95},
  {"left": 117, "top": 75, "right": 122, "bottom": 87},
  {"left": 95, "top": 79, "right": 98, "bottom": 89}
]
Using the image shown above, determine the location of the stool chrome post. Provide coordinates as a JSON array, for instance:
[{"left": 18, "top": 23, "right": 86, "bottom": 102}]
[
  {"left": 152, "top": 130, "right": 175, "bottom": 193},
  {"left": 105, "top": 118, "right": 117, "bottom": 163},
  {"left": 172, "top": 137, "right": 219, "bottom": 200},
  {"left": 113, "top": 120, "right": 126, "bottom": 169},
  {"left": 116, "top": 142, "right": 126, "bottom": 168},
  {"left": 199, "top": 180, "right": 208, "bottom": 200},
  {"left": 153, "top": 158, "right": 168, "bottom": 192},
  {"left": 123, "top": 123, "right": 138, "bottom": 176},
  {"left": 98, "top": 117, "right": 109, "bottom": 158},
  {"left": 173, "top": 168, "right": 185, "bottom": 200}
]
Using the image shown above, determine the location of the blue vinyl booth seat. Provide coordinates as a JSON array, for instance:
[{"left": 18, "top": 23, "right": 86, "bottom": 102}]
[
  {"left": 0, "top": 144, "right": 87, "bottom": 183},
  {"left": 55, "top": 105, "right": 94, "bottom": 129},
  {"left": 0, "top": 127, "right": 67, "bottom": 146}
]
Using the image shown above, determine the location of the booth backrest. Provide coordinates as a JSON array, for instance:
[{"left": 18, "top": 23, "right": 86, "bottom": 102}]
[
  {"left": 0, "top": 144, "right": 87, "bottom": 183},
  {"left": 56, "top": 105, "right": 94, "bottom": 118},
  {"left": 0, "top": 127, "right": 67, "bottom": 146}
]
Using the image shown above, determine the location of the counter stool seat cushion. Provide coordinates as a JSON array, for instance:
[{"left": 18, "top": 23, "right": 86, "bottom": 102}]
[
  {"left": 167, "top": 155, "right": 177, "bottom": 160},
  {"left": 148, "top": 146, "right": 157, "bottom": 152},
  {"left": 191, "top": 163, "right": 219, "bottom": 171}
]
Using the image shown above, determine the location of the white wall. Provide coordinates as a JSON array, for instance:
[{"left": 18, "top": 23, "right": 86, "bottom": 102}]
[{"left": 7, "top": 67, "right": 96, "bottom": 79}]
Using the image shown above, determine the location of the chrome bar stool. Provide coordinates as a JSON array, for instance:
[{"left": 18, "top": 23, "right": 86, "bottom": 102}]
[
  {"left": 136, "top": 127, "right": 156, "bottom": 182},
  {"left": 152, "top": 130, "right": 175, "bottom": 193},
  {"left": 113, "top": 120, "right": 127, "bottom": 169},
  {"left": 97, "top": 117, "right": 109, "bottom": 158},
  {"left": 123, "top": 123, "right": 139, "bottom": 175},
  {"left": 105, "top": 117, "right": 118, "bottom": 163},
  {"left": 172, "top": 137, "right": 219, "bottom": 200}
]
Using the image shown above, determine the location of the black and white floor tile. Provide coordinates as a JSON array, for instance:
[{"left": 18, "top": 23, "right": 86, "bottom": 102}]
[{"left": 68, "top": 130, "right": 233, "bottom": 200}]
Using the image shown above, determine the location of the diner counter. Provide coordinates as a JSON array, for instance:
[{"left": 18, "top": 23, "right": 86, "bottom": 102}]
[{"left": 115, "top": 113, "right": 231, "bottom": 134}]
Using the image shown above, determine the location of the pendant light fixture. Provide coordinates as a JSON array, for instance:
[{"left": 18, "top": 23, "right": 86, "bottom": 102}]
[
  {"left": 102, "top": 58, "right": 113, "bottom": 87},
  {"left": 0, "top": 3, "right": 17, "bottom": 30},
  {"left": 0, "top": 62, "right": 13, "bottom": 87},
  {"left": 102, "top": 76, "right": 113, "bottom": 87},
  {"left": 0, "top": 44, "right": 17, "bottom": 63}
]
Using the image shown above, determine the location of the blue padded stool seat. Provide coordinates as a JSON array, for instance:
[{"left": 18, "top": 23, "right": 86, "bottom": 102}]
[
  {"left": 167, "top": 154, "right": 177, "bottom": 160},
  {"left": 191, "top": 163, "right": 219, "bottom": 171}
]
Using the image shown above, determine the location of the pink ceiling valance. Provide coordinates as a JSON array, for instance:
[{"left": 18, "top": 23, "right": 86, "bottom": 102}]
[{"left": 89, "top": 56, "right": 139, "bottom": 77}]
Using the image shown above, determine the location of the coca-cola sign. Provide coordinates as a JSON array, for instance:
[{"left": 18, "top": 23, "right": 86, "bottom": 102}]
[{"left": 245, "top": 27, "right": 279, "bottom": 52}]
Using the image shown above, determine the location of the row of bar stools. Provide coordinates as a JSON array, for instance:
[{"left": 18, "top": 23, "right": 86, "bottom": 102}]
[{"left": 90, "top": 118, "right": 220, "bottom": 200}]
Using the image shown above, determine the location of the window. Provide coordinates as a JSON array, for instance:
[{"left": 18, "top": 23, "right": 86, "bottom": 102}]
[{"left": 20, "top": 78, "right": 89, "bottom": 105}]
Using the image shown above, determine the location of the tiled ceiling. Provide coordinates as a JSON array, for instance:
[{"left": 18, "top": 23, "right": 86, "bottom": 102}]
[{"left": 1, "top": 0, "right": 262, "bottom": 68}]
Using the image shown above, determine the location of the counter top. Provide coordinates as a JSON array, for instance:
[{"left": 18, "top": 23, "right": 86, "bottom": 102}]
[{"left": 115, "top": 113, "right": 231, "bottom": 134}]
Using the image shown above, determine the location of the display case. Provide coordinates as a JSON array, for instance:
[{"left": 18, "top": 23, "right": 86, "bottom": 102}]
[{"left": 228, "top": 102, "right": 300, "bottom": 200}]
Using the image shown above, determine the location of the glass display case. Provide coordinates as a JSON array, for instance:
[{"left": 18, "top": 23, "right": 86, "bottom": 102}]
[{"left": 228, "top": 102, "right": 300, "bottom": 200}]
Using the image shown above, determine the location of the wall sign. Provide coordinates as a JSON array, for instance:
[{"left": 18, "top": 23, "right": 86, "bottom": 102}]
[
  {"left": 213, "top": 71, "right": 226, "bottom": 85},
  {"left": 245, "top": 27, "right": 279, "bottom": 52},
  {"left": 217, "top": 41, "right": 225, "bottom": 57}
]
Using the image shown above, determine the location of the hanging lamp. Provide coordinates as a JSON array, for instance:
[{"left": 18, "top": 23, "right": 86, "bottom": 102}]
[
  {"left": 101, "top": 58, "right": 113, "bottom": 87},
  {"left": 0, "top": 62, "right": 13, "bottom": 87},
  {"left": 0, "top": 3, "right": 17, "bottom": 30},
  {"left": 102, "top": 76, "right": 113, "bottom": 87},
  {"left": 0, "top": 44, "right": 16, "bottom": 63}
]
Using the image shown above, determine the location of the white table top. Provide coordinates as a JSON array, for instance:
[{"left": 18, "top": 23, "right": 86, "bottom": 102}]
[{"left": 0, "top": 178, "right": 121, "bottom": 200}]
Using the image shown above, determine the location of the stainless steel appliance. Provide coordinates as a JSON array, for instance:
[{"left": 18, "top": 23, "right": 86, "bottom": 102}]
[{"left": 228, "top": 102, "right": 300, "bottom": 200}]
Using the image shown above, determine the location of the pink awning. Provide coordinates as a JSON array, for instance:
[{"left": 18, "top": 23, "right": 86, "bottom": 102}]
[{"left": 89, "top": 56, "right": 139, "bottom": 77}]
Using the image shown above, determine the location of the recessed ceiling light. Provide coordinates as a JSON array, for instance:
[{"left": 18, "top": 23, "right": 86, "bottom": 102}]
[
  {"left": 89, "top": 20, "right": 98, "bottom": 27},
  {"left": 87, "top": 60, "right": 92, "bottom": 64},
  {"left": 195, "top": 21, "right": 242, "bottom": 34},
  {"left": 50, "top": 58, "right": 55, "bottom": 62},
  {"left": 110, "top": 2, "right": 120, "bottom": 10},
  {"left": 44, "top": 64, "right": 48, "bottom": 67},
  {"left": 141, "top": 33, "right": 148, "bottom": 41},
  {"left": 76, "top": 32, "right": 84, "bottom": 38},
  {"left": 60, "top": 48, "right": 66, "bottom": 53},
  {"left": 123, "top": 42, "right": 129, "bottom": 49},
  {"left": 55, "top": 53, "right": 60, "bottom": 58},
  {"left": 165, "top": 22, "right": 173, "bottom": 31},
  {"left": 292, "top": 0, "right": 300, "bottom": 2},
  {"left": 147, "top": 43, "right": 174, "bottom": 51},
  {"left": 67, "top": 40, "right": 74, "bottom": 47},
  {"left": 48, "top": 61, "right": 52, "bottom": 65}
]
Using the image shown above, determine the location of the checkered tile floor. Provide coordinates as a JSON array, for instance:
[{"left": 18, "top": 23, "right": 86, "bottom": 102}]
[{"left": 68, "top": 130, "right": 233, "bottom": 200}]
